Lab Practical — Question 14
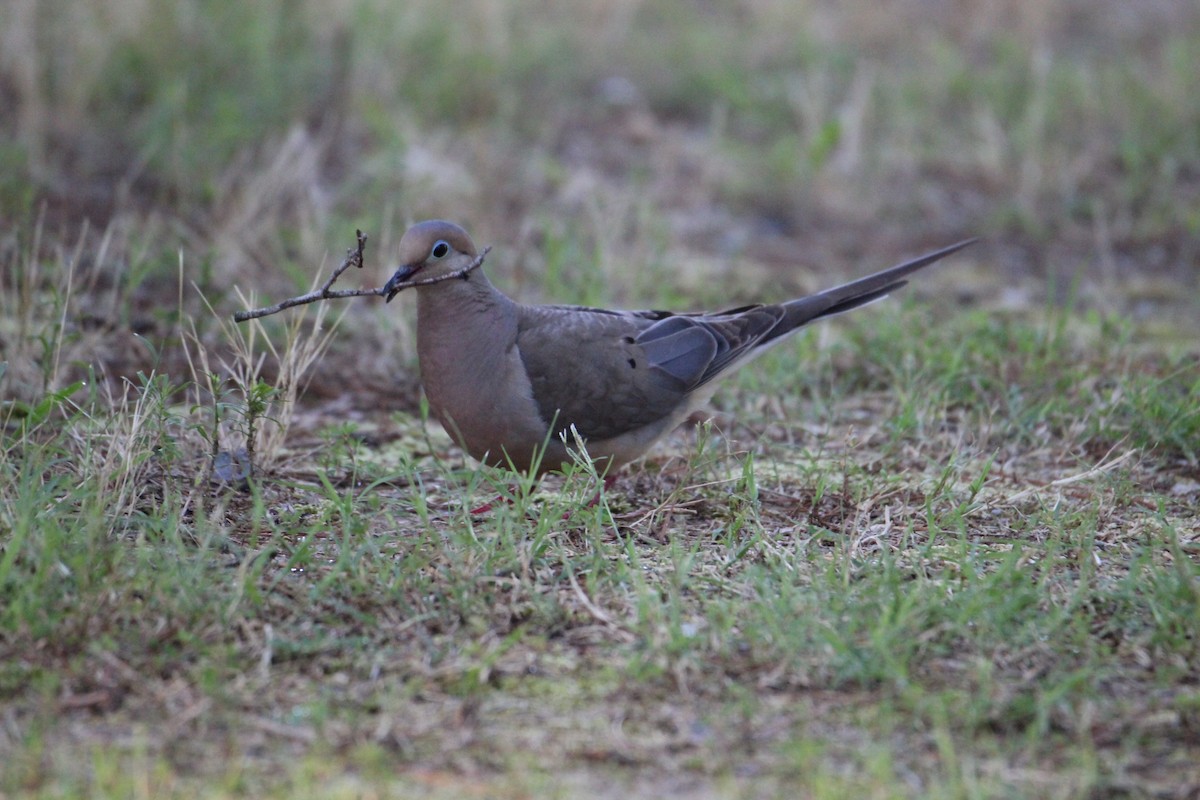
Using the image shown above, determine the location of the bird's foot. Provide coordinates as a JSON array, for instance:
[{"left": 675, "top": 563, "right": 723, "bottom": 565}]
[
  {"left": 470, "top": 475, "right": 615, "bottom": 518},
  {"left": 470, "top": 496, "right": 506, "bottom": 515},
  {"left": 470, "top": 479, "right": 540, "bottom": 515},
  {"left": 562, "top": 474, "right": 619, "bottom": 519}
]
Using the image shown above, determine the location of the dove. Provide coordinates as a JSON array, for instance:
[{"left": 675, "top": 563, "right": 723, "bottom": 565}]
[{"left": 384, "top": 220, "right": 973, "bottom": 480}]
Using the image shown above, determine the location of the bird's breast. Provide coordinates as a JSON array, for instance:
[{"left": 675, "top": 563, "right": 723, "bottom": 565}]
[{"left": 415, "top": 296, "right": 554, "bottom": 470}]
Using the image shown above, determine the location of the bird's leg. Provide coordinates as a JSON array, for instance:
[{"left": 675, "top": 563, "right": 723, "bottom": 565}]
[
  {"left": 557, "top": 474, "right": 619, "bottom": 521},
  {"left": 470, "top": 478, "right": 540, "bottom": 515},
  {"left": 584, "top": 474, "right": 619, "bottom": 508},
  {"left": 472, "top": 474, "right": 613, "bottom": 517},
  {"left": 469, "top": 496, "right": 507, "bottom": 515}
]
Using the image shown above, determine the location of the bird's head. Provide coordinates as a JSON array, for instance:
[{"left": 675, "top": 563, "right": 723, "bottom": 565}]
[{"left": 384, "top": 220, "right": 478, "bottom": 302}]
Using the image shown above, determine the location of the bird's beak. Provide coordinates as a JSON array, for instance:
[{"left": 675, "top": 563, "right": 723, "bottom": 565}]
[{"left": 383, "top": 264, "right": 420, "bottom": 302}]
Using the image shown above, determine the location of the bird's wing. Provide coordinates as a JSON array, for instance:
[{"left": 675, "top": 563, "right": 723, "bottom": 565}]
[
  {"left": 515, "top": 238, "right": 977, "bottom": 441},
  {"left": 514, "top": 305, "right": 720, "bottom": 441}
]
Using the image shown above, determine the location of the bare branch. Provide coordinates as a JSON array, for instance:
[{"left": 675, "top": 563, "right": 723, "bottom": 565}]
[
  {"left": 387, "top": 246, "right": 492, "bottom": 291},
  {"left": 232, "top": 231, "right": 490, "bottom": 322},
  {"left": 234, "top": 230, "right": 368, "bottom": 322}
]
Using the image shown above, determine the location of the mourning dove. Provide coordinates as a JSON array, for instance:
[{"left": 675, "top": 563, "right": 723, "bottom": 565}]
[{"left": 385, "top": 220, "right": 973, "bottom": 478}]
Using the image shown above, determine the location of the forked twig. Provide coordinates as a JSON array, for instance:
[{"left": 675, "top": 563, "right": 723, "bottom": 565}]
[
  {"left": 234, "top": 230, "right": 369, "bottom": 322},
  {"left": 233, "top": 230, "right": 490, "bottom": 322}
]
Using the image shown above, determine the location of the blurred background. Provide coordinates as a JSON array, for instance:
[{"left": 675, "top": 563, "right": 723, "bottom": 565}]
[
  {"left": 5, "top": 5, "right": 1200, "bottom": 793},
  {"left": 2, "top": 0, "right": 1198, "bottom": 401}
]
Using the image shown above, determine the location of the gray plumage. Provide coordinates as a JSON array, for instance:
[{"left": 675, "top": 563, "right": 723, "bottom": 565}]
[{"left": 384, "top": 220, "right": 974, "bottom": 475}]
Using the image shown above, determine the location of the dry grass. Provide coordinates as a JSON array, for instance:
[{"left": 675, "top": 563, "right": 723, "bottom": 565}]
[{"left": 2, "top": 0, "right": 1199, "bottom": 797}]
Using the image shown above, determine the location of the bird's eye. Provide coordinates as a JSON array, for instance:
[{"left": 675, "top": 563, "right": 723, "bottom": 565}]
[{"left": 431, "top": 240, "right": 450, "bottom": 259}]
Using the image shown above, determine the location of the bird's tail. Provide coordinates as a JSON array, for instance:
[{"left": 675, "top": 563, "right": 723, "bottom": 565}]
[{"left": 782, "top": 238, "right": 977, "bottom": 328}]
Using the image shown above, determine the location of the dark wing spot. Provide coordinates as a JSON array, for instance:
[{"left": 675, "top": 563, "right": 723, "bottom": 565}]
[
  {"left": 628, "top": 358, "right": 637, "bottom": 369},
  {"left": 622, "top": 335, "right": 635, "bottom": 344}
]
